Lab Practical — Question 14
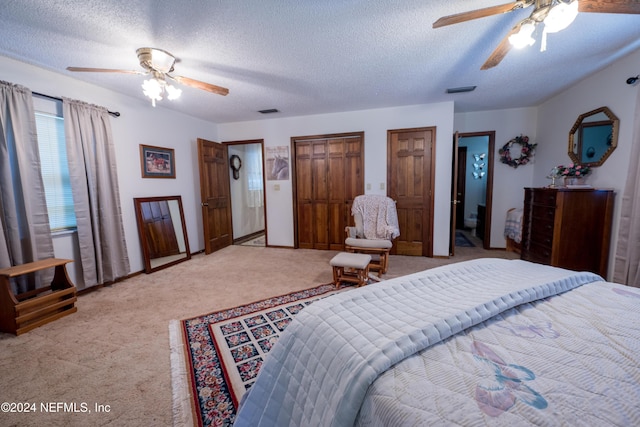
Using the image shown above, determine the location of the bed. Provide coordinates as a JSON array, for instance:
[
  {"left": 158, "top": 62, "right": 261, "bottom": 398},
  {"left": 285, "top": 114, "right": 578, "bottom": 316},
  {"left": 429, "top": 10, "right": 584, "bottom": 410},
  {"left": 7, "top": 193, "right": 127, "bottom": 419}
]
[
  {"left": 234, "top": 258, "right": 640, "bottom": 426},
  {"left": 504, "top": 207, "right": 523, "bottom": 254}
]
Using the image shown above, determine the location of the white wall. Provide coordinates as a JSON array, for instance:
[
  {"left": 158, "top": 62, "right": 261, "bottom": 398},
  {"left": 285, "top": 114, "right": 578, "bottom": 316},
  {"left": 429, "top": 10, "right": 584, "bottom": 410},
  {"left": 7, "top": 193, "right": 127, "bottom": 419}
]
[
  {"left": 218, "top": 102, "right": 455, "bottom": 256},
  {"left": 534, "top": 49, "right": 640, "bottom": 279},
  {"left": 454, "top": 107, "right": 539, "bottom": 248},
  {"left": 3, "top": 46, "right": 638, "bottom": 275},
  {"left": 2, "top": 53, "right": 456, "bottom": 270},
  {"left": 454, "top": 48, "right": 639, "bottom": 279},
  {"left": 1, "top": 55, "right": 218, "bottom": 276}
]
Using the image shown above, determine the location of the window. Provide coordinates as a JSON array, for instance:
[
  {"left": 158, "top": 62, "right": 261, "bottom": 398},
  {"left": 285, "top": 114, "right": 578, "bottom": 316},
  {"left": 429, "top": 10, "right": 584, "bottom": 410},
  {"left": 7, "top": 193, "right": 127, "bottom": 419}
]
[
  {"left": 246, "top": 145, "right": 264, "bottom": 192},
  {"left": 34, "top": 102, "right": 76, "bottom": 231}
]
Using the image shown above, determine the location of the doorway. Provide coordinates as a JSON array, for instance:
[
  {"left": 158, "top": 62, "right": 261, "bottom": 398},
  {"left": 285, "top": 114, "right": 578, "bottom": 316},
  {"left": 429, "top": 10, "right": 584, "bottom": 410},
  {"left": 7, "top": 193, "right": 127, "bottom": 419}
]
[
  {"left": 225, "top": 140, "right": 267, "bottom": 247},
  {"left": 452, "top": 131, "right": 495, "bottom": 251}
]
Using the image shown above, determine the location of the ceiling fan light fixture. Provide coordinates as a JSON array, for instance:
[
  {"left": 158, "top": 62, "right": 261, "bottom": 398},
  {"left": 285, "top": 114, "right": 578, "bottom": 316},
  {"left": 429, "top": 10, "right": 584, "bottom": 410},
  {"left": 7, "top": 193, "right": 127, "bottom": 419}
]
[
  {"left": 148, "top": 48, "right": 176, "bottom": 73},
  {"left": 165, "top": 84, "right": 182, "bottom": 100},
  {"left": 544, "top": 0, "right": 579, "bottom": 33},
  {"left": 67, "top": 47, "right": 229, "bottom": 102},
  {"left": 142, "top": 78, "right": 163, "bottom": 107},
  {"left": 509, "top": 22, "right": 536, "bottom": 49},
  {"left": 141, "top": 76, "right": 182, "bottom": 107}
]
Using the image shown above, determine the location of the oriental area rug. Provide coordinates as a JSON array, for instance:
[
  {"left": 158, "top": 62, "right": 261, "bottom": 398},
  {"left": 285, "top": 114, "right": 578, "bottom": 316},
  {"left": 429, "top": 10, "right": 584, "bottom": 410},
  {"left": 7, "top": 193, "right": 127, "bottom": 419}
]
[{"left": 169, "top": 283, "right": 342, "bottom": 427}]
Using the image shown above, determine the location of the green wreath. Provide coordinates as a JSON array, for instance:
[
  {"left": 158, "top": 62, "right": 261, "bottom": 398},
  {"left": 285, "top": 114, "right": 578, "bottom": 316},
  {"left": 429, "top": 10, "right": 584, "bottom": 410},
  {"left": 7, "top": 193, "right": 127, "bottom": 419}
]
[{"left": 499, "top": 135, "right": 536, "bottom": 169}]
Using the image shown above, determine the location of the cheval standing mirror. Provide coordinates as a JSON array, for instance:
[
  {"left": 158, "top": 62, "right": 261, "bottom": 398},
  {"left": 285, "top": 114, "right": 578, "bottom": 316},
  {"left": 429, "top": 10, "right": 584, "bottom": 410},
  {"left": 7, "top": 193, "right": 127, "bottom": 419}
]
[{"left": 134, "top": 195, "right": 191, "bottom": 273}]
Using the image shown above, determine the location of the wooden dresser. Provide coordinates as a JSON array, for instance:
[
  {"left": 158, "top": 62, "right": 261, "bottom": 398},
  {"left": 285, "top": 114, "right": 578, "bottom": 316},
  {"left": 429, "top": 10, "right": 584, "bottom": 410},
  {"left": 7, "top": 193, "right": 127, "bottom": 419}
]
[{"left": 520, "top": 187, "right": 615, "bottom": 278}]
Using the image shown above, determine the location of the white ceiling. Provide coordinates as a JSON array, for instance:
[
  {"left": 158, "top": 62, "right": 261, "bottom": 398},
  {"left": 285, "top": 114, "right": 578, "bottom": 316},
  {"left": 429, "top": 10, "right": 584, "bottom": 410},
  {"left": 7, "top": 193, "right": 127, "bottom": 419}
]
[{"left": 1, "top": 0, "right": 639, "bottom": 123}]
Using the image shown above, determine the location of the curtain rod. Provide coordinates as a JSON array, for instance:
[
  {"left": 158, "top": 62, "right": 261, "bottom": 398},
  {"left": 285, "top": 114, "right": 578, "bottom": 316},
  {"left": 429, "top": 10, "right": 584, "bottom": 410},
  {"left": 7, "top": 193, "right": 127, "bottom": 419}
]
[{"left": 33, "top": 92, "right": 121, "bottom": 118}]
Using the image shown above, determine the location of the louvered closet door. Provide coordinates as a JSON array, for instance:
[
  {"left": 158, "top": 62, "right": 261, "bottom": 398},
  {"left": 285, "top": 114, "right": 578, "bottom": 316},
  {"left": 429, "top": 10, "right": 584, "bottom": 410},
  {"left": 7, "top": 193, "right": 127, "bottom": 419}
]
[{"left": 294, "top": 133, "right": 363, "bottom": 250}]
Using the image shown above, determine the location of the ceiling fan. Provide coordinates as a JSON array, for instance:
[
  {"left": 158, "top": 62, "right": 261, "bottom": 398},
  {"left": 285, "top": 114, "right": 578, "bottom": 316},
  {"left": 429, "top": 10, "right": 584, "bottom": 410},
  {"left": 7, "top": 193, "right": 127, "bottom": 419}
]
[
  {"left": 67, "top": 47, "right": 229, "bottom": 106},
  {"left": 433, "top": 0, "right": 640, "bottom": 70}
]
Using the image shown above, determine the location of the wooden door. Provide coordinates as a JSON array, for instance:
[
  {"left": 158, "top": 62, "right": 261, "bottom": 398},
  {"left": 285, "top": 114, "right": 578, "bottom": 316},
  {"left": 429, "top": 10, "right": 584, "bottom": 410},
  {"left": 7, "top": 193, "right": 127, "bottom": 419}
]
[
  {"left": 197, "top": 138, "right": 232, "bottom": 254},
  {"left": 387, "top": 127, "right": 435, "bottom": 257},
  {"left": 140, "top": 200, "right": 180, "bottom": 258},
  {"left": 455, "top": 146, "right": 467, "bottom": 230},
  {"left": 296, "top": 140, "right": 328, "bottom": 249},
  {"left": 294, "top": 133, "right": 364, "bottom": 250},
  {"left": 449, "top": 132, "right": 459, "bottom": 256}
]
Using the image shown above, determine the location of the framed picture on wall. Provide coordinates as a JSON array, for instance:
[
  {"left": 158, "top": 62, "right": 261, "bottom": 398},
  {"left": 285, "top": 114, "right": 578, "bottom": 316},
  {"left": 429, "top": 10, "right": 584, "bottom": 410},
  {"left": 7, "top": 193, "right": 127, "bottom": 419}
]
[
  {"left": 140, "top": 144, "right": 176, "bottom": 178},
  {"left": 265, "top": 145, "right": 289, "bottom": 180}
]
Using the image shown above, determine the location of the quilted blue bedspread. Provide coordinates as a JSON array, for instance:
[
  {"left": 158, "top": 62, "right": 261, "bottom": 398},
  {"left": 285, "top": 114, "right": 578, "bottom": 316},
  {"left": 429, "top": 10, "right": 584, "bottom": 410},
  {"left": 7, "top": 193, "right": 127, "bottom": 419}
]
[{"left": 233, "top": 258, "right": 602, "bottom": 426}]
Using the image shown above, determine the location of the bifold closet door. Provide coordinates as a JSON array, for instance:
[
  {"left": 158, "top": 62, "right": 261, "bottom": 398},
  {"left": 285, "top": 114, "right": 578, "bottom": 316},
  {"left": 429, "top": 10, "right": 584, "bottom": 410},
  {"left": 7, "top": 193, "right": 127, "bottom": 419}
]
[{"left": 294, "top": 134, "right": 363, "bottom": 250}]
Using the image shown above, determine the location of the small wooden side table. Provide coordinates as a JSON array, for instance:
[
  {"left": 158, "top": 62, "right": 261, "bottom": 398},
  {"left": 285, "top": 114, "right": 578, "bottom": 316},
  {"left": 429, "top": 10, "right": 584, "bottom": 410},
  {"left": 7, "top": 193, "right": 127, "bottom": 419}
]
[{"left": 0, "top": 258, "right": 77, "bottom": 335}]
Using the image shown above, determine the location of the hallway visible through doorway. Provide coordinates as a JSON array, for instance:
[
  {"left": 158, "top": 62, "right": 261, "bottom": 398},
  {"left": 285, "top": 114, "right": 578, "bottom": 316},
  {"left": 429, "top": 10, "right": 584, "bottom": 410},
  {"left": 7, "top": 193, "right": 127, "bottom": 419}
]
[{"left": 236, "top": 231, "right": 265, "bottom": 247}]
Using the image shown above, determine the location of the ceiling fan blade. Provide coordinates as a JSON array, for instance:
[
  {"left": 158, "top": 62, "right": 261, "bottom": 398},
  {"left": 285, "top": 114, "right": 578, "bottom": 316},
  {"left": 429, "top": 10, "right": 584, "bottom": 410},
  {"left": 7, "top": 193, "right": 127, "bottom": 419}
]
[
  {"left": 578, "top": 0, "right": 640, "bottom": 14},
  {"left": 433, "top": 1, "right": 531, "bottom": 28},
  {"left": 480, "top": 23, "right": 523, "bottom": 70},
  {"left": 170, "top": 74, "right": 229, "bottom": 96},
  {"left": 67, "top": 67, "right": 145, "bottom": 75}
]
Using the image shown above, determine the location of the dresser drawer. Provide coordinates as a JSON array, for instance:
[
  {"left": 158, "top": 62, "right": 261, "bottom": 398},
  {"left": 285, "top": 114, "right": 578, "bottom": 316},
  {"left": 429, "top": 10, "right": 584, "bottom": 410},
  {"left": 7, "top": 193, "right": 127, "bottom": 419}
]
[
  {"left": 530, "top": 204, "right": 556, "bottom": 221},
  {"left": 530, "top": 218, "right": 554, "bottom": 241},
  {"left": 529, "top": 190, "right": 557, "bottom": 207},
  {"left": 523, "top": 241, "right": 552, "bottom": 264},
  {"left": 529, "top": 230, "right": 554, "bottom": 248}
]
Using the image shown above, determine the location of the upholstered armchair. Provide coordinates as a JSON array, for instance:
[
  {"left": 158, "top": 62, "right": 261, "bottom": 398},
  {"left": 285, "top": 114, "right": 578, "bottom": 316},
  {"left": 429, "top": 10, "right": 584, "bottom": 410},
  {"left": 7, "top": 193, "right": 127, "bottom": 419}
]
[{"left": 344, "top": 195, "right": 400, "bottom": 277}]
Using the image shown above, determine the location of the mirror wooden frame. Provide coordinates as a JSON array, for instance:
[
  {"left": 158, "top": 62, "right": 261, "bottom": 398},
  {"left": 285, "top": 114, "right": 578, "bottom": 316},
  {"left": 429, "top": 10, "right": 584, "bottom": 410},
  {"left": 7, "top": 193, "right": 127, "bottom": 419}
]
[
  {"left": 134, "top": 196, "right": 191, "bottom": 273},
  {"left": 568, "top": 106, "right": 619, "bottom": 167}
]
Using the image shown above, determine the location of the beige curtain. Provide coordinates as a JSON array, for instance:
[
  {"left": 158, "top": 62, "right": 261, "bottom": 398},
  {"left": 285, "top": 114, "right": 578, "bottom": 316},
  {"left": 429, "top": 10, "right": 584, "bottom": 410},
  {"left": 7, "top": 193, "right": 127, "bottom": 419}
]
[
  {"left": 0, "top": 81, "right": 54, "bottom": 292},
  {"left": 63, "top": 98, "right": 129, "bottom": 289},
  {"left": 613, "top": 88, "right": 640, "bottom": 287},
  {"left": 245, "top": 145, "right": 264, "bottom": 209}
]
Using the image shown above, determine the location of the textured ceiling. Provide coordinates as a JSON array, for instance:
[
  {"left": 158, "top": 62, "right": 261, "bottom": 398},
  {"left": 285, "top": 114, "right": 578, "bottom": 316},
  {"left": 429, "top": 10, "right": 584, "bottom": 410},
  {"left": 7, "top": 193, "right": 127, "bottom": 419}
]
[{"left": 1, "top": 0, "right": 639, "bottom": 123}]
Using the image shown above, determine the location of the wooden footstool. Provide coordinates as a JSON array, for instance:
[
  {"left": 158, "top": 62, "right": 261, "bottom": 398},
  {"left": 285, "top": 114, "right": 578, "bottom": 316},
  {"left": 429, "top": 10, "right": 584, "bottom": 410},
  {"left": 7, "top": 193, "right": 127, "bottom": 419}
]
[{"left": 330, "top": 252, "right": 371, "bottom": 289}]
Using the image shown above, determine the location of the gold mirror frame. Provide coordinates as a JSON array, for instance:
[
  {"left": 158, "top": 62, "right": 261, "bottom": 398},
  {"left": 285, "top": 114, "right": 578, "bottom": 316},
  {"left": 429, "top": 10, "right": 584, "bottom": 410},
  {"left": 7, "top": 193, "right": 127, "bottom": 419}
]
[
  {"left": 134, "top": 196, "right": 191, "bottom": 273},
  {"left": 568, "top": 106, "right": 619, "bottom": 167}
]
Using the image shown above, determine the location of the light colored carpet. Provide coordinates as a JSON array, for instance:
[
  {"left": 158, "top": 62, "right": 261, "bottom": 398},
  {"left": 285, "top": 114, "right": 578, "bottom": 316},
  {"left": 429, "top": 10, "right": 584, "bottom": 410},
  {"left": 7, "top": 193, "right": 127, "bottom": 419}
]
[{"left": 0, "top": 244, "right": 517, "bottom": 426}]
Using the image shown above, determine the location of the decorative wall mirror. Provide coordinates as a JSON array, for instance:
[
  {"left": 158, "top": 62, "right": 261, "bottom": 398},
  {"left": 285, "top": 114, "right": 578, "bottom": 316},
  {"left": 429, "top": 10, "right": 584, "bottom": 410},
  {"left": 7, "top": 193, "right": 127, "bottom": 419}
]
[
  {"left": 568, "top": 106, "right": 619, "bottom": 167},
  {"left": 134, "top": 196, "right": 191, "bottom": 273}
]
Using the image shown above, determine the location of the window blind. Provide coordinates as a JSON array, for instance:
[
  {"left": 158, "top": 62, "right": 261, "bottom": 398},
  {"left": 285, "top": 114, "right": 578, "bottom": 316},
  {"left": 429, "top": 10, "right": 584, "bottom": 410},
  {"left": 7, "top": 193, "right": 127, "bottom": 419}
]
[{"left": 35, "top": 111, "right": 77, "bottom": 231}]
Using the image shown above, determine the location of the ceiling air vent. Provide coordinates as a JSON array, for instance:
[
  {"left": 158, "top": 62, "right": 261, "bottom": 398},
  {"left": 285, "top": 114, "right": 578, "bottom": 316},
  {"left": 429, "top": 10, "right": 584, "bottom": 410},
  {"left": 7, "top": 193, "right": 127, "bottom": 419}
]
[
  {"left": 446, "top": 86, "right": 476, "bottom": 94},
  {"left": 258, "top": 108, "right": 280, "bottom": 114}
]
